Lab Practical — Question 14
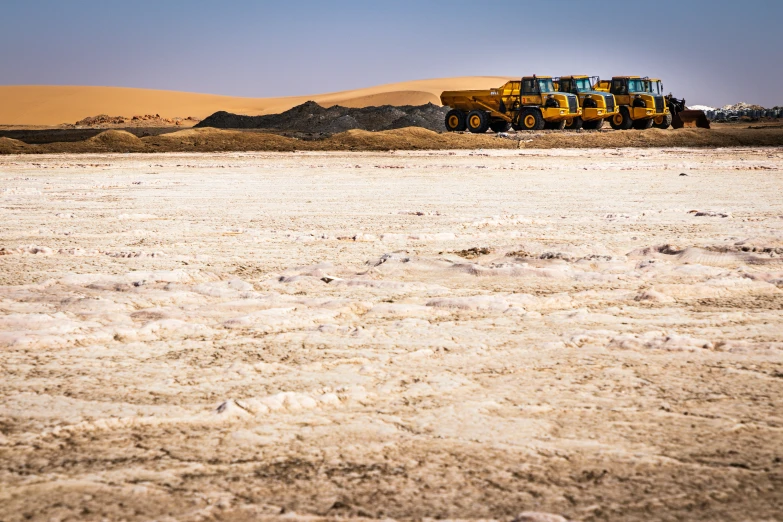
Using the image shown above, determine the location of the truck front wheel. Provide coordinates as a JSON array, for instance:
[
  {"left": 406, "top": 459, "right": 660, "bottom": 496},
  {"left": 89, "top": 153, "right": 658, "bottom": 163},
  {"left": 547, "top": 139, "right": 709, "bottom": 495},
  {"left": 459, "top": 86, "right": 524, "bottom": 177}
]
[
  {"left": 518, "top": 108, "right": 545, "bottom": 130},
  {"left": 654, "top": 113, "right": 673, "bottom": 129},
  {"left": 445, "top": 109, "right": 467, "bottom": 132},
  {"left": 609, "top": 107, "right": 633, "bottom": 130},
  {"left": 564, "top": 116, "right": 583, "bottom": 130},
  {"left": 466, "top": 110, "right": 490, "bottom": 133}
]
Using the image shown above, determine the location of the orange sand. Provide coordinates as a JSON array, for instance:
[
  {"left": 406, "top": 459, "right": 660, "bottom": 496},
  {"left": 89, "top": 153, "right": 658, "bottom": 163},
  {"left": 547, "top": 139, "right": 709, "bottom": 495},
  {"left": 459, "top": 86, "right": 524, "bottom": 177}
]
[{"left": 0, "top": 77, "right": 512, "bottom": 125}]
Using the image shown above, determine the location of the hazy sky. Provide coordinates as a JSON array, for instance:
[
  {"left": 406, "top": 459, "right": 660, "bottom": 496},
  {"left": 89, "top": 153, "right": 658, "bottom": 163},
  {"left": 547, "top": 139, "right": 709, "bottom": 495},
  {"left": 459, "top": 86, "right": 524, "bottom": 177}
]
[{"left": 2, "top": 0, "right": 781, "bottom": 107}]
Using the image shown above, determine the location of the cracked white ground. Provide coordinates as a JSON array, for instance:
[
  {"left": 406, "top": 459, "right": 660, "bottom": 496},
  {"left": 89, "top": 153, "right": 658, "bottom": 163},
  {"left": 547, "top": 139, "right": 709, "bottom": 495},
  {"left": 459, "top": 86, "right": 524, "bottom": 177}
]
[{"left": 1, "top": 148, "right": 782, "bottom": 522}]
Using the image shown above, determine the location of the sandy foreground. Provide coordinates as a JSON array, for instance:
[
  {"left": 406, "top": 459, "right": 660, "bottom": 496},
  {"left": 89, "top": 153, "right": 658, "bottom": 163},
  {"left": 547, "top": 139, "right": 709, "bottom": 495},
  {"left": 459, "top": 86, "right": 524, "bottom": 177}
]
[
  {"left": 0, "top": 148, "right": 782, "bottom": 522},
  {"left": 0, "top": 77, "right": 511, "bottom": 126}
]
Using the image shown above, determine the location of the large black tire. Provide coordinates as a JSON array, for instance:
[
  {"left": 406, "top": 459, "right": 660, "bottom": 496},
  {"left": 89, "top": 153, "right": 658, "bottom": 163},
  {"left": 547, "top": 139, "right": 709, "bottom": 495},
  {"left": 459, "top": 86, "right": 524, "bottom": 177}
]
[
  {"left": 609, "top": 107, "right": 633, "bottom": 130},
  {"left": 564, "top": 116, "right": 583, "bottom": 130},
  {"left": 489, "top": 120, "right": 511, "bottom": 133},
  {"left": 444, "top": 109, "right": 466, "bottom": 132},
  {"left": 544, "top": 120, "right": 566, "bottom": 130},
  {"left": 582, "top": 118, "right": 605, "bottom": 130},
  {"left": 633, "top": 118, "right": 654, "bottom": 130},
  {"left": 466, "top": 110, "right": 490, "bottom": 134},
  {"left": 653, "top": 112, "right": 673, "bottom": 129},
  {"left": 517, "top": 108, "right": 545, "bottom": 130}
]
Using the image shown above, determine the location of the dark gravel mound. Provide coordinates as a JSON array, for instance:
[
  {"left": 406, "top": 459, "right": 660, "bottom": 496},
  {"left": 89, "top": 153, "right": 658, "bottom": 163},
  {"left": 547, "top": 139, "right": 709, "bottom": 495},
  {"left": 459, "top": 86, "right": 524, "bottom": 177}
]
[{"left": 196, "top": 101, "right": 449, "bottom": 134}]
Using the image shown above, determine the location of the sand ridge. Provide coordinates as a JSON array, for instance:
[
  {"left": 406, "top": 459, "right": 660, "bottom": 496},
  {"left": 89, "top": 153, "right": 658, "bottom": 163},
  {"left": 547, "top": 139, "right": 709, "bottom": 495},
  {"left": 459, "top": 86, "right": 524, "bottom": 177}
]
[{"left": 0, "top": 77, "right": 513, "bottom": 125}]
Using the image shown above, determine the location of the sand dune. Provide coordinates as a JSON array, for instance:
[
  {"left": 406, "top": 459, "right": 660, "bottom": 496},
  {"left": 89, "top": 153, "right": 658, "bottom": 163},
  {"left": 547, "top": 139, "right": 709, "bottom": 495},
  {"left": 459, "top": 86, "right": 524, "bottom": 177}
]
[{"left": 0, "top": 77, "right": 512, "bottom": 126}]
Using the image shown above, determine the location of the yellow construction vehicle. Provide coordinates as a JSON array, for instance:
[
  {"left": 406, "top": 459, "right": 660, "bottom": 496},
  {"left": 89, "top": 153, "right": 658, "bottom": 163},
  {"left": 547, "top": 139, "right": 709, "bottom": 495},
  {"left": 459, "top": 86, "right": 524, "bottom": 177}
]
[
  {"left": 440, "top": 76, "right": 582, "bottom": 132},
  {"left": 643, "top": 78, "right": 709, "bottom": 129},
  {"left": 594, "top": 76, "right": 669, "bottom": 130},
  {"left": 554, "top": 75, "right": 617, "bottom": 130}
]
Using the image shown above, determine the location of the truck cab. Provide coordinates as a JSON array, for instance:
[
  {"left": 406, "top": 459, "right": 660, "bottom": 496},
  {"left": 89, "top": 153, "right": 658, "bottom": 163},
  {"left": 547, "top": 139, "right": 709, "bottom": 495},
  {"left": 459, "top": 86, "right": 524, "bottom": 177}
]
[
  {"left": 555, "top": 75, "right": 618, "bottom": 130},
  {"left": 644, "top": 78, "right": 664, "bottom": 96},
  {"left": 517, "top": 76, "right": 582, "bottom": 130},
  {"left": 643, "top": 77, "right": 674, "bottom": 129},
  {"left": 598, "top": 76, "right": 669, "bottom": 130}
]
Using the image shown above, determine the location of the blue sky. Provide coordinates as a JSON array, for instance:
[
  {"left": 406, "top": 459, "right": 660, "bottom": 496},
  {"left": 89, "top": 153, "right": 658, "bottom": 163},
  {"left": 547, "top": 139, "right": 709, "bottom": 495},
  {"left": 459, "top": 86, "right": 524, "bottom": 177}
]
[{"left": 1, "top": 0, "right": 780, "bottom": 107}]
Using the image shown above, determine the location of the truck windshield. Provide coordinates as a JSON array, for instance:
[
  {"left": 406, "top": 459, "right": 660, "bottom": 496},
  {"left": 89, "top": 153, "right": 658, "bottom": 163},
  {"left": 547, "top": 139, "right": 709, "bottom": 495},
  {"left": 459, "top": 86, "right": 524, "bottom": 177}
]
[
  {"left": 627, "top": 79, "right": 646, "bottom": 93},
  {"left": 574, "top": 78, "right": 592, "bottom": 91},
  {"left": 644, "top": 81, "right": 662, "bottom": 95},
  {"left": 538, "top": 79, "right": 555, "bottom": 93}
]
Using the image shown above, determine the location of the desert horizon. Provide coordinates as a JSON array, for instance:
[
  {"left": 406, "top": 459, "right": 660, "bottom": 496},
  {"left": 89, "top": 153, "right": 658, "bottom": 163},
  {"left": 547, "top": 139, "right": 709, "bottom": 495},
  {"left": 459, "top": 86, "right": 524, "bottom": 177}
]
[{"left": 0, "top": 76, "right": 512, "bottom": 126}]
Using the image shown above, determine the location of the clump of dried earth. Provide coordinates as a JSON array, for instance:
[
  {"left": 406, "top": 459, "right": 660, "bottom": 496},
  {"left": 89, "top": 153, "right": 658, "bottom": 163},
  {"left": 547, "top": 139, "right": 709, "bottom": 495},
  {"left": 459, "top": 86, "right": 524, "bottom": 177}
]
[{"left": 0, "top": 148, "right": 782, "bottom": 522}]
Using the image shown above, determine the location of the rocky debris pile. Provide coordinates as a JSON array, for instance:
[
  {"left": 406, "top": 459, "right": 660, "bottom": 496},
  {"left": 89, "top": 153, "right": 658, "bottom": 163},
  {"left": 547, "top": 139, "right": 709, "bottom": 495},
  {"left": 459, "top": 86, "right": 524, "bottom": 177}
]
[
  {"left": 196, "top": 101, "right": 449, "bottom": 134},
  {"left": 722, "top": 102, "right": 765, "bottom": 111},
  {"left": 71, "top": 114, "right": 200, "bottom": 128},
  {"left": 700, "top": 102, "right": 783, "bottom": 122},
  {"left": 75, "top": 114, "right": 126, "bottom": 126}
]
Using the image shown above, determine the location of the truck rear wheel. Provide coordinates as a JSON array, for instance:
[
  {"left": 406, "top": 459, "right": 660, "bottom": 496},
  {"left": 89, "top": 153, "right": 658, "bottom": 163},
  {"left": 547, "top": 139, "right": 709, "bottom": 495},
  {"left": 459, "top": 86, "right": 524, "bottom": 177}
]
[
  {"left": 653, "top": 113, "right": 673, "bottom": 129},
  {"left": 609, "top": 107, "right": 633, "bottom": 130},
  {"left": 518, "top": 108, "right": 545, "bottom": 130},
  {"left": 489, "top": 120, "right": 511, "bottom": 133},
  {"left": 564, "top": 116, "right": 583, "bottom": 130},
  {"left": 545, "top": 120, "right": 566, "bottom": 130},
  {"left": 466, "top": 110, "right": 490, "bottom": 133},
  {"left": 633, "top": 118, "right": 654, "bottom": 130},
  {"left": 583, "top": 118, "right": 604, "bottom": 130},
  {"left": 445, "top": 109, "right": 466, "bottom": 132}
]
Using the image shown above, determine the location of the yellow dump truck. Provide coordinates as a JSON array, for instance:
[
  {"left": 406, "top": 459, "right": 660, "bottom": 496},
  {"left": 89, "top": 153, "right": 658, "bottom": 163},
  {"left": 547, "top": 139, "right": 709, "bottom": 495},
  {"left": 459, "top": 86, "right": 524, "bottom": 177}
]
[
  {"left": 594, "top": 76, "right": 670, "bottom": 130},
  {"left": 554, "top": 75, "right": 617, "bottom": 130},
  {"left": 440, "top": 76, "right": 582, "bottom": 132}
]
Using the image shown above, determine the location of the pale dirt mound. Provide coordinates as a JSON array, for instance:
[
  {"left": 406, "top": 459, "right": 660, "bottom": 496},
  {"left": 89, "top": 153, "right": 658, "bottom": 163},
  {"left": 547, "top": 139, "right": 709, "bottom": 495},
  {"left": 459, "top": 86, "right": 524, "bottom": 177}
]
[
  {"left": 88, "top": 130, "right": 145, "bottom": 148},
  {"left": 321, "top": 127, "right": 517, "bottom": 150},
  {"left": 0, "top": 137, "right": 28, "bottom": 154},
  {"left": 144, "top": 127, "right": 298, "bottom": 152},
  {"left": 18, "top": 130, "right": 147, "bottom": 153}
]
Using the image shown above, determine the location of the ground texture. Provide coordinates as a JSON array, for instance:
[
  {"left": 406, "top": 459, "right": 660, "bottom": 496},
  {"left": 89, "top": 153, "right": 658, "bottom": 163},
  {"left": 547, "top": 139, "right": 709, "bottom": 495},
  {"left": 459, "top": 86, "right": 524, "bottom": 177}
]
[
  {"left": 4, "top": 126, "right": 783, "bottom": 155},
  {"left": 1, "top": 149, "right": 782, "bottom": 522}
]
